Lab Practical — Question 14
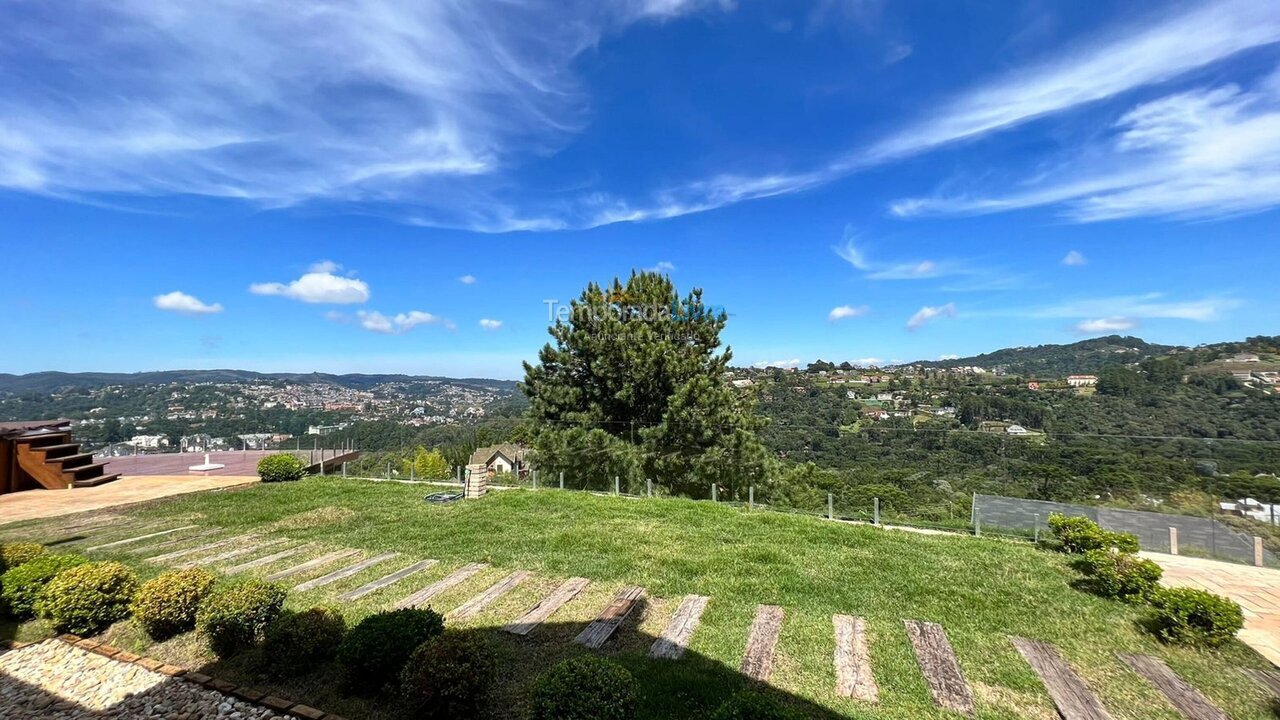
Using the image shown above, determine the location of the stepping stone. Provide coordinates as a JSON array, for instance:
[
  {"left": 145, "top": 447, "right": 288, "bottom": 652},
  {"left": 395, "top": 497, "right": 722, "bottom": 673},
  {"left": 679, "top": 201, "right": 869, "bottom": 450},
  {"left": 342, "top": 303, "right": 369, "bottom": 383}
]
[
  {"left": 1119, "top": 654, "right": 1228, "bottom": 720},
  {"left": 264, "top": 549, "right": 361, "bottom": 582},
  {"left": 87, "top": 525, "right": 198, "bottom": 551},
  {"left": 741, "top": 605, "right": 784, "bottom": 682},
  {"left": 650, "top": 595, "right": 710, "bottom": 660},
  {"left": 145, "top": 536, "right": 247, "bottom": 563},
  {"left": 337, "top": 559, "right": 439, "bottom": 602},
  {"left": 395, "top": 563, "right": 489, "bottom": 609},
  {"left": 293, "top": 552, "right": 400, "bottom": 592},
  {"left": 450, "top": 571, "right": 532, "bottom": 620},
  {"left": 1012, "top": 637, "right": 1110, "bottom": 720},
  {"left": 576, "top": 586, "right": 645, "bottom": 649},
  {"left": 1242, "top": 668, "right": 1280, "bottom": 697},
  {"left": 173, "top": 538, "right": 290, "bottom": 570},
  {"left": 125, "top": 528, "right": 221, "bottom": 554},
  {"left": 223, "top": 545, "right": 313, "bottom": 575},
  {"left": 834, "top": 615, "right": 878, "bottom": 702},
  {"left": 506, "top": 577, "right": 591, "bottom": 636},
  {"left": 904, "top": 620, "right": 974, "bottom": 716}
]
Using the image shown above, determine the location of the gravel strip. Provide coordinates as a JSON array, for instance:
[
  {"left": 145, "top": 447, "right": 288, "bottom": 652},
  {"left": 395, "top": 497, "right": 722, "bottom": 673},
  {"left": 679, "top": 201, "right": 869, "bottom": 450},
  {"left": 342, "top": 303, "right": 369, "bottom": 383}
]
[{"left": 0, "top": 640, "right": 299, "bottom": 719}]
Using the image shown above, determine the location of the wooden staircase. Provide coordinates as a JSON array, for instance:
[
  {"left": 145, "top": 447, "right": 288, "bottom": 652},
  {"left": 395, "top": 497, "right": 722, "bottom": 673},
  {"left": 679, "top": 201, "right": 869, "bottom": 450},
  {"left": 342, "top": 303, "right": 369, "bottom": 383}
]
[{"left": 13, "top": 431, "right": 120, "bottom": 489}]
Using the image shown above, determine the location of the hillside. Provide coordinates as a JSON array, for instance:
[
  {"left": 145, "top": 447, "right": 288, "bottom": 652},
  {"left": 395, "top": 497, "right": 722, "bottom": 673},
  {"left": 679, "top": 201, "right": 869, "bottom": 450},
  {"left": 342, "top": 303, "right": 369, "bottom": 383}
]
[
  {"left": 906, "top": 335, "right": 1179, "bottom": 376},
  {"left": 0, "top": 370, "right": 517, "bottom": 396}
]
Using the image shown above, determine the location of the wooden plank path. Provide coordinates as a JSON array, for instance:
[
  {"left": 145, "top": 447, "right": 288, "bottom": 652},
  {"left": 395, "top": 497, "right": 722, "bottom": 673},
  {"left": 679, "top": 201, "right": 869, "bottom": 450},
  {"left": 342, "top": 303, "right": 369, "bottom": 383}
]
[
  {"left": 1119, "top": 654, "right": 1228, "bottom": 720},
  {"left": 223, "top": 545, "right": 312, "bottom": 575},
  {"left": 834, "top": 615, "right": 878, "bottom": 702},
  {"left": 575, "top": 586, "right": 645, "bottom": 649},
  {"left": 506, "top": 577, "right": 591, "bottom": 636},
  {"left": 395, "top": 563, "right": 489, "bottom": 609},
  {"left": 144, "top": 536, "right": 245, "bottom": 563},
  {"left": 1012, "top": 637, "right": 1110, "bottom": 720},
  {"left": 904, "top": 620, "right": 975, "bottom": 716},
  {"left": 87, "top": 525, "right": 198, "bottom": 551},
  {"left": 337, "top": 559, "right": 438, "bottom": 602},
  {"left": 649, "top": 595, "right": 709, "bottom": 660},
  {"left": 294, "top": 552, "right": 399, "bottom": 592},
  {"left": 450, "top": 571, "right": 531, "bottom": 620},
  {"left": 124, "top": 528, "right": 221, "bottom": 555},
  {"left": 173, "top": 538, "right": 290, "bottom": 569},
  {"left": 1242, "top": 668, "right": 1280, "bottom": 697},
  {"left": 264, "top": 549, "right": 360, "bottom": 582},
  {"left": 740, "top": 605, "right": 785, "bottom": 682}
]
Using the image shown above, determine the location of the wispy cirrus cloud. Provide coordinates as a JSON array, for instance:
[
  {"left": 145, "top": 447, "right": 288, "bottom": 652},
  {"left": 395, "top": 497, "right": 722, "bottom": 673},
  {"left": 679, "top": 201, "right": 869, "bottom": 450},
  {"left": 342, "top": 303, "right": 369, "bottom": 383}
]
[
  {"left": 906, "top": 303, "right": 956, "bottom": 330},
  {"left": 1075, "top": 317, "right": 1138, "bottom": 334},
  {"left": 1062, "top": 250, "right": 1087, "bottom": 266},
  {"left": 981, "top": 293, "right": 1239, "bottom": 328},
  {"left": 827, "top": 304, "right": 869, "bottom": 321},
  {"left": 833, "top": 232, "right": 958, "bottom": 280}
]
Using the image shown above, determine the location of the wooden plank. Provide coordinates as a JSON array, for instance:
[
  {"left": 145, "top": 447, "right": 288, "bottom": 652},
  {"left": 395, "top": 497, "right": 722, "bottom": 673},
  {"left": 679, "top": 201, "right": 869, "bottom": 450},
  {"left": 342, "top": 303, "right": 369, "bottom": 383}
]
[
  {"left": 740, "top": 605, "right": 785, "bottom": 682},
  {"left": 223, "top": 545, "right": 312, "bottom": 574},
  {"left": 123, "top": 528, "right": 221, "bottom": 555},
  {"left": 87, "top": 525, "right": 198, "bottom": 551},
  {"left": 336, "top": 559, "right": 438, "bottom": 602},
  {"left": 575, "top": 586, "right": 645, "bottom": 649},
  {"left": 1119, "top": 654, "right": 1228, "bottom": 720},
  {"left": 649, "top": 595, "right": 710, "bottom": 660},
  {"left": 505, "top": 577, "right": 591, "bottom": 635},
  {"left": 144, "top": 536, "right": 245, "bottom": 563},
  {"left": 1012, "top": 637, "right": 1110, "bottom": 720},
  {"left": 173, "top": 538, "right": 290, "bottom": 569},
  {"left": 293, "top": 552, "right": 399, "bottom": 592},
  {"left": 904, "top": 620, "right": 975, "bottom": 716},
  {"left": 1242, "top": 668, "right": 1280, "bottom": 698},
  {"left": 264, "top": 549, "right": 360, "bottom": 582},
  {"left": 394, "top": 562, "right": 489, "bottom": 609},
  {"left": 449, "top": 571, "right": 532, "bottom": 620},
  {"left": 834, "top": 615, "right": 878, "bottom": 702}
]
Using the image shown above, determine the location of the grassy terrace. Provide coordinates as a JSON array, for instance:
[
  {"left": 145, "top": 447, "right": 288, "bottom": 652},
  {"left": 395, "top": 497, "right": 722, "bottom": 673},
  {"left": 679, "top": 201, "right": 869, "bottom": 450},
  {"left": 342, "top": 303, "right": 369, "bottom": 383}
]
[{"left": 2, "top": 476, "right": 1276, "bottom": 720}]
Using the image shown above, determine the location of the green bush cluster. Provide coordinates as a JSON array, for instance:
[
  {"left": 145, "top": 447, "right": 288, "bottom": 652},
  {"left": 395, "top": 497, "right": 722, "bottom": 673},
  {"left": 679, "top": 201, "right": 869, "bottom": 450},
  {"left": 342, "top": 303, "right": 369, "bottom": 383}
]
[
  {"left": 1149, "top": 587, "right": 1245, "bottom": 649},
  {"left": 1080, "top": 550, "right": 1162, "bottom": 603},
  {"left": 257, "top": 453, "right": 308, "bottom": 483},
  {"left": 710, "top": 691, "right": 801, "bottom": 720},
  {"left": 399, "top": 632, "right": 497, "bottom": 719},
  {"left": 0, "top": 553, "right": 87, "bottom": 619},
  {"left": 1047, "top": 514, "right": 1139, "bottom": 554},
  {"left": 0, "top": 542, "right": 46, "bottom": 573},
  {"left": 336, "top": 608, "right": 444, "bottom": 695},
  {"left": 196, "top": 580, "right": 287, "bottom": 656},
  {"left": 528, "top": 656, "right": 638, "bottom": 720},
  {"left": 132, "top": 568, "right": 217, "bottom": 641},
  {"left": 262, "top": 606, "right": 347, "bottom": 678},
  {"left": 36, "top": 561, "right": 137, "bottom": 635}
]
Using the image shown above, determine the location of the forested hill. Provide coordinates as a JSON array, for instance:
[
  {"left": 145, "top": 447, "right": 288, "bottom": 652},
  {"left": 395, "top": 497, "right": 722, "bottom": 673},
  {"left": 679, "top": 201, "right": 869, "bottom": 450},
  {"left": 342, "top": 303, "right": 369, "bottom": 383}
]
[
  {"left": 0, "top": 370, "right": 517, "bottom": 395},
  {"left": 907, "top": 335, "right": 1179, "bottom": 376}
]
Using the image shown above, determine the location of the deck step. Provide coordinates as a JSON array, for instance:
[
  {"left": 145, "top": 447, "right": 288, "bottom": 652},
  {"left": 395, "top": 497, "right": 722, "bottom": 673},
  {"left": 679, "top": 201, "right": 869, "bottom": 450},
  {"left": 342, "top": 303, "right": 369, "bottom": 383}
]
[{"left": 72, "top": 473, "right": 121, "bottom": 488}]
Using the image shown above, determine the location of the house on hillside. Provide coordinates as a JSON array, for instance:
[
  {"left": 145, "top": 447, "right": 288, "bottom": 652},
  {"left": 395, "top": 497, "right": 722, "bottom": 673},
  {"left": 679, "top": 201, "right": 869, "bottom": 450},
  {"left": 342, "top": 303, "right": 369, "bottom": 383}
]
[
  {"left": 468, "top": 443, "right": 530, "bottom": 478},
  {"left": 1067, "top": 375, "right": 1098, "bottom": 387},
  {"left": 1231, "top": 353, "right": 1261, "bottom": 363}
]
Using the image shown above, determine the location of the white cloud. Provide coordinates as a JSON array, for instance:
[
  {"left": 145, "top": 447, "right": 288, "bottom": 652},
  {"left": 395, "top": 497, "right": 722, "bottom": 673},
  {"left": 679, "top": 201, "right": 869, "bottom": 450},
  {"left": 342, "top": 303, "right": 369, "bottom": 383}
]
[
  {"left": 323, "top": 310, "right": 349, "bottom": 324},
  {"left": 1075, "top": 317, "right": 1138, "bottom": 334},
  {"left": 1027, "top": 293, "right": 1237, "bottom": 322},
  {"left": 153, "top": 291, "right": 223, "bottom": 315},
  {"left": 309, "top": 260, "right": 341, "bottom": 274},
  {"left": 250, "top": 266, "right": 371, "bottom": 304},
  {"left": 828, "top": 305, "right": 869, "bottom": 321},
  {"left": 357, "top": 311, "right": 395, "bottom": 334},
  {"left": 938, "top": 354, "right": 960, "bottom": 360},
  {"left": 833, "top": 233, "right": 954, "bottom": 280},
  {"left": 648, "top": 261, "right": 677, "bottom": 273},
  {"left": 752, "top": 358, "right": 802, "bottom": 369},
  {"left": 458, "top": 275, "right": 477, "bottom": 285},
  {"left": 1062, "top": 250, "right": 1087, "bottom": 266},
  {"left": 854, "top": 357, "right": 883, "bottom": 366},
  {"left": 906, "top": 302, "right": 956, "bottom": 330},
  {"left": 356, "top": 309, "right": 451, "bottom": 334},
  {"left": 479, "top": 318, "right": 503, "bottom": 330}
]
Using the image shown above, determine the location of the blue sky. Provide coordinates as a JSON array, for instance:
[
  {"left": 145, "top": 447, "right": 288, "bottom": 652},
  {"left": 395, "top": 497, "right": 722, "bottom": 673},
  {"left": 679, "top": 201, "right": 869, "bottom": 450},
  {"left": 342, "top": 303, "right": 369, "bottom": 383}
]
[{"left": 2, "top": 0, "right": 1278, "bottom": 379}]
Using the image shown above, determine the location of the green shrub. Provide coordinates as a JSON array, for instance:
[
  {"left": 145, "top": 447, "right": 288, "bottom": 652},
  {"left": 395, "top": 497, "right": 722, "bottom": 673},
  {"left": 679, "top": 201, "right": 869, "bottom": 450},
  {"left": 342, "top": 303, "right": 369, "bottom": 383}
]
[
  {"left": 710, "top": 691, "right": 801, "bottom": 720},
  {"left": 1149, "top": 587, "right": 1244, "bottom": 648},
  {"left": 262, "top": 606, "right": 346, "bottom": 678},
  {"left": 36, "top": 561, "right": 137, "bottom": 635},
  {"left": 0, "top": 542, "right": 46, "bottom": 573},
  {"left": 131, "top": 568, "right": 216, "bottom": 640},
  {"left": 0, "top": 553, "right": 87, "bottom": 618},
  {"left": 1048, "top": 513, "right": 1139, "bottom": 554},
  {"left": 528, "top": 656, "right": 638, "bottom": 720},
  {"left": 257, "top": 453, "right": 308, "bottom": 483},
  {"left": 195, "top": 580, "right": 287, "bottom": 657},
  {"left": 1081, "top": 550, "right": 1162, "bottom": 603},
  {"left": 336, "top": 608, "right": 444, "bottom": 695},
  {"left": 399, "top": 632, "right": 497, "bottom": 719}
]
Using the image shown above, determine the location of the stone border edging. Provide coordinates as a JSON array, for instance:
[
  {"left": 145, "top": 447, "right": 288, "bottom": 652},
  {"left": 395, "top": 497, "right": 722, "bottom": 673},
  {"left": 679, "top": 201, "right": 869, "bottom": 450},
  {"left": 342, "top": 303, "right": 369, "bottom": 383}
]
[{"left": 1, "top": 636, "right": 346, "bottom": 720}]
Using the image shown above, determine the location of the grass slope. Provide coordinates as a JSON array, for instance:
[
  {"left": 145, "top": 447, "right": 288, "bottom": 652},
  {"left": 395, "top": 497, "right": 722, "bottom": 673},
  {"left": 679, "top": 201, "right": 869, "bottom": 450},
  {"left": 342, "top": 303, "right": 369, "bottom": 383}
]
[{"left": 3, "top": 477, "right": 1275, "bottom": 720}]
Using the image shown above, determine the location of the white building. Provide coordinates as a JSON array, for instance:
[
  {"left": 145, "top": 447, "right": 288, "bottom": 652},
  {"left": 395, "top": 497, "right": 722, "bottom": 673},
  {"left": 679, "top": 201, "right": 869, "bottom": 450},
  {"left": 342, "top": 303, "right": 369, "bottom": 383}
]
[
  {"left": 128, "top": 434, "right": 169, "bottom": 449},
  {"left": 1067, "top": 375, "right": 1098, "bottom": 387}
]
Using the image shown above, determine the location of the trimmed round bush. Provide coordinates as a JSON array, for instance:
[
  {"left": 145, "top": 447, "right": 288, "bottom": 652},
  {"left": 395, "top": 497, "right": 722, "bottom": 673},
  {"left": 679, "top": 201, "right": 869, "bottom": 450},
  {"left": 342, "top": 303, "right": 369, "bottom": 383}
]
[
  {"left": 0, "top": 542, "right": 46, "bottom": 573},
  {"left": 132, "top": 568, "right": 217, "bottom": 640},
  {"left": 336, "top": 608, "right": 444, "bottom": 695},
  {"left": 1048, "top": 513, "right": 1139, "bottom": 554},
  {"left": 1149, "top": 587, "right": 1244, "bottom": 648},
  {"left": 262, "top": 606, "right": 346, "bottom": 678},
  {"left": 710, "top": 691, "right": 801, "bottom": 720},
  {"left": 36, "top": 561, "right": 137, "bottom": 635},
  {"left": 196, "top": 580, "right": 287, "bottom": 657},
  {"left": 257, "top": 453, "right": 308, "bottom": 483},
  {"left": 1081, "top": 549, "right": 1162, "bottom": 603},
  {"left": 528, "top": 656, "right": 638, "bottom": 720},
  {"left": 0, "top": 553, "right": 87, "bottom": 618},
  {"left": 399, "top": 632, "right": 497, "bottom": 719}
]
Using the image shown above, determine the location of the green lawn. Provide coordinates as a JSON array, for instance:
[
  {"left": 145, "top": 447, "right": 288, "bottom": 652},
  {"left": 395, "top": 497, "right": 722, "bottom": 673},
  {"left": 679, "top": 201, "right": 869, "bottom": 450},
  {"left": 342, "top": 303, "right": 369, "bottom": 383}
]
[{"left": 3, "top": 477, "right": 1276, "bottom": 720}]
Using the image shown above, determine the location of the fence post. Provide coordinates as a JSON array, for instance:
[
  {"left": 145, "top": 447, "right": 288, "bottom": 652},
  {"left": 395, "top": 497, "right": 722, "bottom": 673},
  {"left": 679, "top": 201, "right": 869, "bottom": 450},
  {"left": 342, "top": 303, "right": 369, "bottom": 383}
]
[
  {"left": 827, "top": 493, "right": 834, "bottom": 521},
  {"left": 970, "top": 492, "right": 976, "bottom": 527},
  {"left": 533, "top": 471, "right": 538, "bottom": 490},
  {"left": 341, "top": 462, "right": 347, "bottom": 478},
  {"left": 646, "top": 478, "right": 652, "bottom": 498},
  {"left": 1169, "top": 527, "right": 1179, "bottom": 555},
  {"left": 1033, "top": 513, "right": 1039, "bottom": 543},
  {"left": 320, "top": 454, "right": 325, "bottom": 476},
  {"left": 712, "top": 484, "right": 718, "bottom": 502},
  {"left": 386, "top": 462, "right": 391, "bottom": 480},
  {"left": 1256, "top": 537, "right": 1265, "bottom": 567},
  {"left": 457, "top": 466, "right": 463, "bottom": 484},
  {"left": 873, "top": 497, "right": 880, "bottom": 526},
  {"left": 410, "top": 465, "right": 414, "bottom": 482},
  {"left": 974, "top": 508, "right": 981, "bottom": 537},
  {"left": 614, "top": 476, "right": 620, "bottom": 496},
  {"left": 559, "top": 471, "right": 565, "bottom": 490},
  {"left": 749, "top": 486, "right": 754, "bottom": 511}
]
